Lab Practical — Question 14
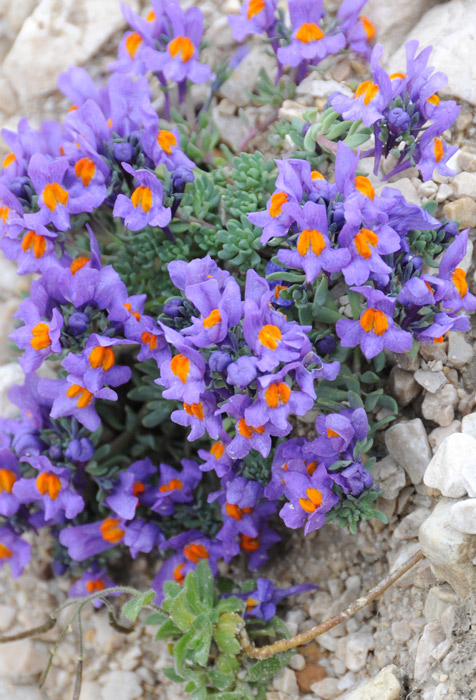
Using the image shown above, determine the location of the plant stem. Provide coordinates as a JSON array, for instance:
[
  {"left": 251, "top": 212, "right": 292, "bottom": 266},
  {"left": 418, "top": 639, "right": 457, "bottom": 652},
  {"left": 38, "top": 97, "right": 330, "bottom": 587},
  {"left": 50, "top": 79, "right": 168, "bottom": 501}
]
[
  {"left": 242, "top": 549, "right": 425, "bottom": 659},
  {"left": 239, "top": 109, "right": 279, "bottom": 152}
]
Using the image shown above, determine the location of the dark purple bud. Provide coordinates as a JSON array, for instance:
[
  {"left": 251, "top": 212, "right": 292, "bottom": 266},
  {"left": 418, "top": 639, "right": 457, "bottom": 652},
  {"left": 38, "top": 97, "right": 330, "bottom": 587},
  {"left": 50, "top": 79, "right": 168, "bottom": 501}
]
[
  {"left": 113, "top": 141, "right": 134, "bottom": 163},
  {"left": 65, "top": 438, "right": 94, "bottom": 463},
  {"left": 316, "top": 334, "right": 337, "bottom": 355},
  {"left": 444, "top": 220, "right": 459, "bottom": 238},
  {"left": 8, "top": 176, "right": 30, "bottom": 199},
  {"left": 172, "top": 167, "right": 195, "bottom": 192},
  {"left": 12, "top": 428, "right": 42, "bottom": 457},
  {"left": 48, "top": 444, "right": 63, "bottom": 460},
  {"left": 402, "top": 254, "right": 423, "bottom": 272},
  {"left": 68, "top": 312, "right": 89, "bottom": 336},
  {"left": 332, "top": 202, "right": 345, "bottom": 225},
  {"left": 209, "top": 350, "right": 232, "bottom": 373},
  {"left": 388, "top": 107, "right": 410, "bottom": 132},
  {"left": 163, "top": 298, "right": 184, "bottom": 318}
]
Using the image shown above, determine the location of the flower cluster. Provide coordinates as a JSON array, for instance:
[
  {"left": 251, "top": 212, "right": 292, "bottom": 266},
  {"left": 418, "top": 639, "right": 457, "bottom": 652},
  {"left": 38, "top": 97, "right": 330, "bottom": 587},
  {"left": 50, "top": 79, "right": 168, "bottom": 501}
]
[{"left": 331, "top": 41, "right": 460, "bottom": 180}]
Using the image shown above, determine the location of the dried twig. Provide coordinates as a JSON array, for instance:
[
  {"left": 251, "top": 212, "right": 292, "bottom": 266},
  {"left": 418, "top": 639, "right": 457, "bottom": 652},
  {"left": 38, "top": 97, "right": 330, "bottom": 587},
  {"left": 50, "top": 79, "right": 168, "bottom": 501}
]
[{"left": 243, "top": 549, "right": 425, "bottom": 659}]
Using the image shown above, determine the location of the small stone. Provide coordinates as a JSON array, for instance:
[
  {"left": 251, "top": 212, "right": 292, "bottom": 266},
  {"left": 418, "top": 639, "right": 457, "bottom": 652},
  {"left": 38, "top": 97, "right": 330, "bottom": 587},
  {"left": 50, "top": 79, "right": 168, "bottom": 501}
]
[
  {"left": 371, "top": 456, "right": 406, "bottom": 500},
  {"left": 220, "top": 45, "right": 276, "bottom": 107},
  {"left": 431, "top": 639, "right": 451, "bottom": 662},
  {"left": 414, "top": 368, "right": 447, "bottom": 394},
  {"left": 100, "top": 670, "right": 142, "bottom": 700},
  {"left": 0, "top": 604, "right": 15, "bottom": 632},
  {"left": 447, "top": 332, "right": 474, "bottom": 369},
  {"left": 435, "top": 183, "right": 454, "bottom": 202},
  {"left": 289, "top": 654, "right": 306, "bottom": 671},
  {"left": 458, "top": 148, "right": 476, "bottom": 172},
  {"left": 0, "top": 363, "right": 26, "bottom": 419},
  {"left": 0, "top": 639, "right": 49, "bottom": 680},
  {"left": 424, "top": 433, "right": 476, "bottom": 497},
  {"left": 385, "top": 418, "right": 432, "bottom": 485},
  {"left": 462, "top": 411, "right": 476, "bottom": 439},
  {"left": 419, "top": 498, "right": 476, "bottom": 597},
  {"left": 296, "top": 75, "right": 353, "bottom": 99},
  {"left": 420, "top": 342, "right": 447, "bottom": 363},
  {"left": 443, "top": 198, "right": 476, "bottom": 229},
  {"left": 414, "top": 622, "right": 445, "bottom": 682},
  {"left": 343, "top": 632, "right": 374, "bottom": 672},
  {"left": 80, "top": 682, "right": 102, "bottom": 700},
  {"left": 424, "top": 585, "right": 459, "bottom": 623},
  {"left": 450, "top": 498, "right": 476, "bottom": 534},
  {"left": 417, "top": 179, "right": 438, "bottom": 200},
  {"left": 0, "top": 681, "right": 47, "bottom": 700},
  {"left": 428, "top": 421, "right": 461, "bottom": 453},
  {"left": 453, "top": 171, "right": 476, "bottom": 198},
  {"left": 310, "top": 677, "right": 340, "bottom": 699},
  {"left": 272, "top": 668, "right": 299, "bottom": 695},
  {"left": 388, "top": 367, "right": 420, "bottom": 406},
  {"left": 391, "top": 620, "right": 412, "bottom": 643},
  {"left": 338, "top": 665, "right": 401, "bottom": 700},
  {"left": 392, "top": 507, "right": 430, "bottom": 540},
  {"left": 422, "top": 383, "right": 458, "bottom": 427},
  {"left": 278, "top": 99, "right": 306, "bottom": 122}
]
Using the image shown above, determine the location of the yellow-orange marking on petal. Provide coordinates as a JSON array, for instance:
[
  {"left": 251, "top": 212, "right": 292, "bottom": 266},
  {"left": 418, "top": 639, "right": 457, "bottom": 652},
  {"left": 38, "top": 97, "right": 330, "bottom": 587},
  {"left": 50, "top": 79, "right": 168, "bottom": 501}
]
[
  {"left": 66, "top": 384, "right": 94, "bottom": 409},
  {"left": 89, "top": 345, "right": 115, "bottom": 371},
  {"left": 327, "top": 428, "right": 340, "bottom": 438},
  {"left": 355, "top": 80, "right": 379, "bottom": 105},
  {"left": 274, "top": 283, "right": 288, "bottom": 301},
  {"left": 100, "top": 517, "right": 125, "bottom": 543},
  {"left": 247, "top": 0, "right": 265, "bottom": 19},
  {"left": 360, "top": 16, "right": 375, "bottom": 41},
  {"left": 297, "top": 228, "right": 326, "bottom": 257},
  {"left": 246, "top": 597, "right": 258, "bottom": 611},
  {"left": 0, "top": 544, "right": 12, "bottom": 559},
  {"left": 299, "top": 487, "right": 323, "bottom": 513},
  {"left": 157, "top": 130, "right": 177, "bottom": 154},
  {"left": 36, "top": 473, "right": 61, "bottom": 500},
  {"left": 43, "top": 182, "right": 68, "bottom": 212},
  {"left": 0, "top": 469, "right": 16, "bottom": 493},
  {"left": 240, "top": 534, "right": 260, "bottom": 552},
  {"left": 360, "top": 308, "right": 388, "bottom": 335},
  {"left": 123, "top": 302, "right": 141, "bottom": 321},
  {"left": 71, "top": 257, "right": 90, "bottom": 275},
  {"left": 169, "top": 36, "right": 194, "bottom": 62},
  {"left": 170, "top": 354, "right": 190, "bottom": 383},
  {"left": 296, "top": 22, "right": 324, "bottom": 43},
  {"left": 354, "top": 228, "right": 378, "bottom": 259},
  {"left": 258, "top": 324, "right": 281, "bottom": 350},
  {"left": 147, "top": 9, "right": 156, "bottom": 21},
  {"left": 306, "top": 461, "right": 318, "bottom": 476},
  {"left": 159, "top": 478, "right": 183, "bottom": 493},
  {"left": 173, "top": 563, "right": 185, "bottom": 584},
  {"left": 3, "top": 153, "right": 16, "bottom": 169},
  {"left": 0, "top": 206, "right": 9, "bottom": 223},
  {"left": 265, "top": 382, "right": 291, "bottom": 408},
  {"left": 30, "top": 322, "right": 50, "bottom": 351},
  {"left": 210, "top": 441, "right": 225, "bottom": 459},
  {"left": 133, "top": 481, "right": 145, "bottom": 497},
  {"left": 183, "top": 402, "right": 204, "bottom": 420},
  {"left": 269, "top": 191, "right": 288, "bottom": 218},
  {"left": 203, "top": 308, "right": 221, "bottom": 329},
  {"left": 452, "top": 267, "right": 468, "bottom": 297},
  {"left": 434, "top": 137, "right": 444, "bottom": 162},
  {"left": 184, "top": 543, "right": 209, "bottom": 562},
  {"left": 389, "top": 72, "right": 406, "bottom": 80},
  {"left": 311, "top": 170, "right": 324, "bottom": 180},
  {"left": 22, "top": 231, "right": 46, "bottom": 258},
  {"left": 141, "top": 331, "right": 158, "bottom": 350},
  {"left": 74, "top": 157, "right": 96, "bottom": 187},
  {"left": 428, "top": 93, "right": 440, "bottom": 106},
  {"left": 131, "top": 185, "right": 153, "bottom": 212},
  {"left": 226, "top": 503, "right": 244, "bottom": 521},
  {"left": 354, "top": 175, "right": 375, "bottom": 200},
  {"left": 126, "top": 32, "right": 143, "bottom": 59},
  {"left": 86, "top": 578, "right": 106, "bottom": 593}
]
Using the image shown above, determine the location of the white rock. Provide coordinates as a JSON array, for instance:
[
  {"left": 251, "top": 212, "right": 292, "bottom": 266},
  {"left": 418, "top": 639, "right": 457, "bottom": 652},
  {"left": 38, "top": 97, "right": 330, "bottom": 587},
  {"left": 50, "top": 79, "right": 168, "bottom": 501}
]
[
  {"left": 392, "top": 508, "right": 430, "bottom": 540},
  {"left": 453, "top": 171, "right": 476, "bottom": 199},
  {"left": 371, "top": 456, "right": 406, "bottom": 500},
  {"left": 288, "top": 653, "right": 305, "bottom": 671},
  {"left": 435, "top": 183, "right": 454, "bottom": 202},
  {"left": 424, "top": 433, "right": 476, "bottom": 497},
  {"left": 422, "top": 383, "right": 458, "bottom": 427},
  {"left": 220, "top": 45, "right": 276, "bottom": 107},
  {"left": 391, "top": 620, "right": 412, "bottom": 643},
  {"left": 428, "top": 420, "right": 461, "bottom": 453},
  {"left": 338, "top": 665, "right": 401, "bottom": 700},
  {"left": 385, "top": 0, "right": 476, "bottom": 106},
  {"left": 462, "top": 412, "right": 476, "bottom": 440},
  {"left": 450, "top": 499, "right": 476, "bottom": 534},
  {"left": 100, "top": 670, "right": 142, "bottom": 700},
  {"left": 343, "top": 632, "right": 374, "bottom": 672},
  {"left": 414, "top": 622, "right": 445, "bottom": 683},
  {"left": 6, "top": 0, "right": 37, "bottom": 33},
  {"left": 0, "top": 363, "right": 25, "bottom": 419},
  {"left": 0, "top": 681, "right": 47, "bottom": 700},
  {"left": 458, "top": 148, "right": 476, "bottom": 172},
  {"left": 419, "top": 498, "right": 476, "bottom": 597},
  {"left": 272, "top": 668, "right": 299, "bottom": 695},
  {"left": 364, "top": 0, "right": 435, "bottom": 55},
  {"left": 296, "top": 75, "right": 353, "bottom": 99},
  {"left": 447, "top": 332, "right": 474, "bottom": 369},
  {"left": 443, "top": 197, "right": 476, "bottom": 229},
  {"left": 0, "top": 639, "right": 49, "bottom": 680},
  {"left": 3, "top": 0, "right": 134, "bottom": 104},
  {"left": 385, "top": 419, "right": 432, "bottom": 485},
  {"left": 424, "top": 584, "right": 458, "bottom": 623},
  {"left": 414, "top": 369, "right": 447, "bottom": 394},
  {"left": 310, "top": 677, "right": 340, "bottom": 698},
  {"left": 0, "top": 604, "right": 15, "bottom": 632}
]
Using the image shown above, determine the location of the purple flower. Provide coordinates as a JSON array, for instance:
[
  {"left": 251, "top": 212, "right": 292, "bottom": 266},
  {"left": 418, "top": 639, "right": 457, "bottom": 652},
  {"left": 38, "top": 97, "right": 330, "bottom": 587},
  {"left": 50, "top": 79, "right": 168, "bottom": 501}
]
[
  {"left": 279, "top": 463, "right": 339, "bottom": 535},
  {"left": 168, "top": 255, "right": 231, "bottom": 291},
  {"left": 233, "top": 577, "right": 316, "bottom": 621},
  {"left": 220, "top": 394, "right": 286, "bottom": 460},
  {"left": 149, "top": 459, "right": 202, "bottom": 516},
  {"left": 0, "top": 183, "right": 24, "bottom": 238},
  {"left": 61, "top": 334, "right": 133, "bottom": 394},
  {"left": 65, "top": 437, "right": 94, "bottom": 463},
  {"left": 312, "top": 408, "right": 369, "bottom": 459},
  {"left": 228, "top": 0, "right": 277, "bottom": 42},
  {"left": 0, "top": 526, "right": 31, "bottom": 578},
  {"left": 28, "top": 153, "right": 72, "bottom": 231},
  {"left": 181, "top": 276, "right": 243, "bottom": 347},
  {"left": 416, "top": 106, "right": 459, "bottom": 182},
  {"left": 417, "top": 312, "right": 470, "bottom": 344},
  {"left": 10, "top": 299, "right": 63, "bottom": 373},
  {"left": 331, "top": 460, "right": 373, "bottom": 496},
  {"left": 277, "top": 0, "right": 346, "bottom": 68},
  {"left": 0, "top": 215, "right": 58, "bottom": 275},
  {"left": 436, "top": 230, "right": 476, "bottom": 313},
  {"left": 339, "top": 221, "right": 401, "bottom": 286},
  {"left": 157, "top": 324, "right": 207, "bottom": 404},
  {"left": 331, "top": 44, "right": 393, "bottom": 127},
  {"left": 0, "top": 449, "right": 21, "bottom": 517},
  {"left": 336, "top": 286, "right": 413, "bottom": 360},
  {"left": 39, "top": 376, "right": 118, "bottom": 432},
  {"left": 124, "top": 314, "right": 170, "bottom": 364},
  {"left": 277, "top": 201, "right": 351, "bottom": 283},
  {"left": 105, "top": 458, "right": 157, "bottom": 520},
  {"left": 124, "top": 519, "right": 164, "bottom": 559},
  {"left": 142, "top": 124, "right": 195, "bottom": 171},
  {"left": 171, "top": 391, "right": 223, "bottom": 442},
  {"left": 338, "top": 0, "right": 375, "bottom": 58},
  {"left": 13, "top": 454, "right": 84, "bottom": 522},
  {"left": 239, "top": 517, "right": 281, "bottom": 570},
  {"left": 226, "top": 355, "right": 259, "bottom": 388},
  {"left": 59, "top": 516, "right": 126, "bottom": 561},
  {"left": 113, "top": 163, "right": 171, "bottom": 231},
  {"left": 198, "top": 438, "right": 234, "bottom": 479},
  {"left": 69, "top": 567, "right": 116, "bottom": 608},
  {"left": 143, "top": 5, "right": 212, "bottom": 85}
]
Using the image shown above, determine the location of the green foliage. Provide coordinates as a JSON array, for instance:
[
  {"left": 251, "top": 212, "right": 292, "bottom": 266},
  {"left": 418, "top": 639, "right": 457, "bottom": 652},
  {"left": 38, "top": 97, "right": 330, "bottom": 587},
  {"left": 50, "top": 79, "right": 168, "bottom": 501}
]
[
  {"left": 326, "top": 488, "right": 388, "bottom": 534},
  {"left": 303, "top": 107, "right": 372, "bottom": 152},
  {"left": 143, "top": 561, "right": 292, "bottom": 698}
]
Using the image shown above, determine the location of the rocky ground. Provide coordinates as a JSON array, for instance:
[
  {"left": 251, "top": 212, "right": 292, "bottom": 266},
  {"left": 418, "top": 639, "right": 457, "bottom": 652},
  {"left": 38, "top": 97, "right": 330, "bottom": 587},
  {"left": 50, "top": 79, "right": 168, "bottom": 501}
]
[{"left": 1, "top": 1, "right": 476, "bottom": 699}]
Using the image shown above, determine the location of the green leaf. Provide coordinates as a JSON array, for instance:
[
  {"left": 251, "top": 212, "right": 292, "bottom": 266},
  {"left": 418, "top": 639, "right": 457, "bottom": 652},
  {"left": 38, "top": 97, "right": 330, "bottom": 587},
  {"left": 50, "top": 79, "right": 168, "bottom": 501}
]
[
  {"left": 249, "top": 656, "right": 282, "bottom": 682},
  {"left": 360, "top": 371, "right": 379, "bottom": 384},
  {"left": 312, "top": 275, "right": 328, "bottom": 312},
  {"left": 216, "top": 597, "right": 245, "bottom": 615},
  {"left": 144, "top": 612, "right": 168, "bottom": 626},
  {"left": 163, "top": 667, "right": 185, "bottom": 683},
  {"left": 121, "top": 590, "right": 155, "bottom": 622},
  {"left": 191, "top": 613, "right": 213, "bottom": 667},
  {"left": 214, "top": 629, "right": 241, "bottom": 655},
  {"left": 266, "top": 271, "right": 306, "bottom": 283},
  {"left": 196, "top": 560, "right": 215, "bottom": 609},
  {"left": 209, "top": 669, "right": 235, "bottom": 691},
  {"left": 155, "top": 618, "right": 182, "bottom": 640}
]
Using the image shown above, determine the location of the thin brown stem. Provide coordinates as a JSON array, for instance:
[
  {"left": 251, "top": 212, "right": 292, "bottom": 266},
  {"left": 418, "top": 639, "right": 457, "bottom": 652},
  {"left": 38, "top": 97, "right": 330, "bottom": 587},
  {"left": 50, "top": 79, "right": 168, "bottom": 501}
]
[
  {"left": 0, "top": 616, "right": 56, "bottom": 643},
  {"left": 72, "top": 613, "right": 83, "bottom": 700},
  {"left": 243, "top": 549, "right": 425, "bottom": 659}
]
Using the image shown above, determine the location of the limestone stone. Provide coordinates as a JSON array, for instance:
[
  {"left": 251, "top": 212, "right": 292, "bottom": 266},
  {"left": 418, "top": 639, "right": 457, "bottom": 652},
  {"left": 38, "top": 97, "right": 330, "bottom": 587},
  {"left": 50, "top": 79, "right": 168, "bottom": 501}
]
[
  {"left": 447, "top": 332, "right": 474, "bottom": 368},
  {"left": 371, "top": 456, "right": 406, "bottom": 500},
  {"left": 0, "top": 681, "right": 47, "bottom": 700},
  {"left": 0, "top": 639, "right": 49, "bottom": 680},
  {"left": 343, "top": 632, "right": 374, "bottom": 672},
  {"left": 0, "top": 604, "right": 15, "bottom": 632},
  {"left": 0, "top": 363, "right": 25, "bottom": 419},
  {"left": 219, "top": 45, "right": 277, "bottom": 107},
  {"left": 450, "top": 499, "right": 476, "bottom": 534},
  {"left": 421, "top": 383, "right": 458, "bottom": 427},
  {"left": 388, "top": 367, "right": 420, "bottom": 407},
  {"left": 428, "top": 421, "right": 461, "bottom": 453},
  {"left": 3, "top": 0, "right": 133, "bottom": 104},
  {"left": 414, "top": 369, "right": 447, "bottom": 394},
  {"left": 338, "top": 665, "right": 401, "bottom": 700},
  {"left": 462, "top": 412, "right": 476, "bottom": 440},
  {"left": 272, "top": 667, "right": 299, "bottom": 695},
  {"left": 6, "top": 0, "right": 37, "bottom": 34},
  {"left": 413, "top": 622, "right": 445, "bottom": 682},
  {"left": 296, "top": 75, "right": 353, "bottom": 99},
  {"left": 100, "top": 670, "right": 142, "bottom": 700},
  {"left": 424, "top": 433, "right": 476, "bottom": 497},
  {"left": 458, "top": 148, "right": 476, "bottom": 172},
  {"left": 385, "top": 0, "right": 476, "bottom": 106},
  {"left": 435, "top": 183, "right": 454, "bottom": 202},
  {"left": 443, "top": 198, "right": 476, "bottom": 229},
  {"left": 310, "top": 677, "right": 340, "bottom": 698},
  {"left": 364, "top": 0, "right": 438, "bottom": 55},
  {"left": 452, "top": 171, "right": 476, "bottom": 199},
  {"left": 419, "top": 498, "right": 476, "bottom": 596},
  {"left": 385, "top": 419, "right": 432, "bottom": 485},
  {"left": 424, "top": 585, "right": 459, "bottom": 623},
  {"left": 392, "top": 507, "right": 430, "bottom": 541}
]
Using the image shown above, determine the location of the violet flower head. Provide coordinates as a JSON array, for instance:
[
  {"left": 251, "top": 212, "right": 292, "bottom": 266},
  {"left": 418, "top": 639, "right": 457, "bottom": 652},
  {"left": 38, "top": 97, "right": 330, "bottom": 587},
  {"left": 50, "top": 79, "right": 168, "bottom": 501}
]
[
  {"left": 171, "top": 391, "right": 223, "bottom": 442},
  {"left": 39, "top": 376, "right": 117, "bottom": 432},
  {"left": 0, "top": 449, "right": 21, "bottom": 517},
  {"left": 181, "top": 275, "right": 243, "bottom": 347},
  {"left": 436, "top": 229, "right": 476, "bottom": 313},
  {"left": 28, "top": 153, "right": 71, "bottom": 231},
  {"left": 228, "top": 0, "right": 278, "bottom": 42},
  {"left": 59, "top": 516, "right": 126, "bottom": 562},
  {"left": 336, "top": 286, "right": 413, "bottom": 360},
  {"left": 142, "top": 124, "right": 195, "bottom": 171},
  {"left": 312, "top": 407, "right": 369, "bottom": 459},
  {"left": 113, "top": 163, "right": 171, "bottom": 231},
  {"left": 124, "top": 519, "right": 164, "bottom": 559},
  {"left": 105, "top": 458, "right": 157, "bottom": 520},
  {"left": 234, "top": 577, "right": 317, "bottom": 621},
  {"left": 9, "top": 299, "right": 63, "bottom": 373},
  {"left": 279, "top": 463, "right": 339, "bottom": 535},
  {"left": 69, "top": 567, "right": 116, "bottom": 608},
  {"left": 168, "top": 254, "right": 230, "bottom": 291},
  {"left": 150, "top": 459, "right": 202, "bottom": 516},
  {"left": 277, "top": 0, "right": 346, "bottom": 68},
  {"left": 338, "top": 220, "right": 401, "bottom": 287},
  {"left": 338, "top": 0, "right": 375, "bottom": 58}
]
